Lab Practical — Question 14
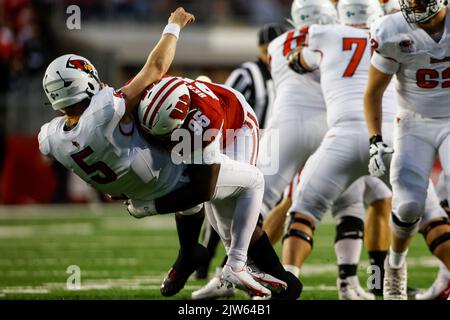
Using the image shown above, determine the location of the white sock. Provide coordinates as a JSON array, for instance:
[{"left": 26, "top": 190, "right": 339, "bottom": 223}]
[
  {"left": 283, "top": 264, "right": 300, "bottom": 277},
  {"left": 389, "top": 247, "right": 408, "bottom": 269}
]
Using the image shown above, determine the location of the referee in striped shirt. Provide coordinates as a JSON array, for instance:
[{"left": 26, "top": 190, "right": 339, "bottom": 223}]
[{"left": 195, "top": 22, "right": 289, "bottom": 281}]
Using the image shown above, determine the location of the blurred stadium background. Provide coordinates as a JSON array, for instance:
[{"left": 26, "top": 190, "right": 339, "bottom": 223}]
[{"left": 0, "top": 0, "right": 442, "bottom": 299}]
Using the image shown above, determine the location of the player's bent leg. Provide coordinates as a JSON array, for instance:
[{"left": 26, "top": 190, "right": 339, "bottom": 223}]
[
  {"left": 333, "top": 216, "right": 374, "bottom": 300},
  {"left": 195, "top": 221, "right": 221, "bottom": 279},
  {"left": 263, "top": 196, "right": 292, "bottom": 245},
  {"left": 421, "top": 217, "right": 450, "bottom": 271},
  {"left": 365, "top": 196, "right": 392, "bottom": 296},
  {"left": 160, "top": 206, "right": 209, "bottom": 297},
  {"left": 281, "top": 212, "right": 315, "bottom": 277}
]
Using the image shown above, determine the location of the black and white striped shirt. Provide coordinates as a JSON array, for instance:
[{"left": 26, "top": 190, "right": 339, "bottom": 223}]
[{"left": 225, "top": 59, "right": 275, "bottom": 129}]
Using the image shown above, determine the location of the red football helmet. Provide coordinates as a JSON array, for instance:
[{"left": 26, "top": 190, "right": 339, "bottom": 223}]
[{"left": 138, "top": 77, "right": 191, "bottom": 136}]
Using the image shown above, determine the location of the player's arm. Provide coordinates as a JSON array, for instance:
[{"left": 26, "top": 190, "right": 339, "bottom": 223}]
[
  {"left": 364, "top": 51, "right": 398, "bottom": 177},
  {"left": 120, "top": 7, "right": 195, "bottom": 114},
  {"left": 364, "top": 64, "right": 393, "bottom": 137},
  {"left": 126, "top": 164, "right": 221, "bottom": 218},
  {"left": 286, "top": 44, "right": 322, "bottom": 74},
  {"left": 153, "top": 164, "right": 221, "bottom": 214}
]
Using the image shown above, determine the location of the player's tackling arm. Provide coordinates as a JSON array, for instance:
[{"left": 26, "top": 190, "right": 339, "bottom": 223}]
[
  {"left": 154, "top": 164, "right": 221, "bottom": 214},
  {"left": 120, "top": 7, "right": 195, "bottom": 113},
  {"left": 364, "top": 64, "right": 393, "bottom": 137}
]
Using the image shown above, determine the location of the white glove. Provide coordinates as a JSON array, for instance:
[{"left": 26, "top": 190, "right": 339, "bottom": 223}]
[
  {"left": 368, "top": 135, "right": 394, "bottom": 177},
  {"left": 125, "top": 200, "right": 158, "bottom": 219}
]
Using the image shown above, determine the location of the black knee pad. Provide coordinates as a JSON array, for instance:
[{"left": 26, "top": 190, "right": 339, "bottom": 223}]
[
  {"left": 335, "top": 216, "right": 364, "bottom": 243},
  {"left": 391, "top": 212, "right": 420, "bottom": 238},
  {"left": 420, "top": 218, "right": 450, "bottom": 253},
  {"left": 282, "top": 212, "right": 315, "bottom": 247}
]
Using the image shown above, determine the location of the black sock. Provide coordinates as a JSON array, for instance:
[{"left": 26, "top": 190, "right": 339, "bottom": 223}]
[
  {"left": 175, "top": 210, "right": 205, "bottom": 256},
  {"left": 338, "top": 264, "right": 358, "bottom": 279},
  {"left": 247, "top": 232, "right": 286, "bottom": 278},
  {"left": 248, "top": 232, "right": 302, "bottom": 300},
  {"left": 205, "top": 226, "right": 221, "bottom": 259},
  {"left": 368, "top": 250, "right": 387, "bottom": 287}
]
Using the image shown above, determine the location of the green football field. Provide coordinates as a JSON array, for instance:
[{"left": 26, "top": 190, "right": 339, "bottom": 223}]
[{"left": 0, "top": 204, "right": 439, "bottom": 300}]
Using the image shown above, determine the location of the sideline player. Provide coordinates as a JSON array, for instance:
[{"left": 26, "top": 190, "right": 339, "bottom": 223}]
[{"left": 365, "top": 0, "right": 450, "bottom": 299}]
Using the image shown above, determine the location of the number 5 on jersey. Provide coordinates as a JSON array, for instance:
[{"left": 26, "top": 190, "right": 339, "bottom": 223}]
[{"left": 71, "top": 146, "right": 118, "bottom": 184}]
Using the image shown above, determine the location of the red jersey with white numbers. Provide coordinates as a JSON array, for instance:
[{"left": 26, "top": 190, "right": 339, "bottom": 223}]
[{"left": 180, "top": 77, "right": 248, "bottom": 149}]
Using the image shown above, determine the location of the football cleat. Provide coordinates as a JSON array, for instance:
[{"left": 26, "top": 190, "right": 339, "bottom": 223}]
[
  {"left": 416, "top": 263, "right": 450, "bottom": 300},
  {"left": 220, "top": 265, "right": 271, "bottom": 298},
  {"left": 191, "top": 268, "right": 235, "bottom": 300},
  {"left": 246, "top": 262, "right": 287, "bottom": 294},
  {"left": 160, "top": 244, "right": 209, "bottom": 297},
  {"left": 383, "top": 260, "right": 407, "bottom": 300},
  {"left": 337, "top": 276, "right": 376, "bottom": 300}
]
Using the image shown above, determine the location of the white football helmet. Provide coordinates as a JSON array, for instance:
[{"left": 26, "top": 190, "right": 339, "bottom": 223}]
[
  {"left": 43, "top": 54, "right": 100, "bottom": 111},
  {"left": 138, "top": 76, "right": 191, "bottom": 137},
  {"left": 290, "top": 0, "right": 338, "bottom": 28},
  {"left": 337, "top": 0, "right": 384, "bottom": 28},
  {"left": 399, "top": 0, "right": 446, "bottom": 24}
]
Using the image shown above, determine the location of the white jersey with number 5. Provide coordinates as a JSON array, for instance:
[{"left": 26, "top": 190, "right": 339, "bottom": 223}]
[
  {"left": 38, "top": 87, "right": 185, "bottom": 202},
  {"left": 370, "top": 9, "right": 450, "bottom": 118},
  {"left": 268, "top": 27, "right": 326, "bottom": 118},
  {"left": 303, "top": 24, "right": 397, "bottom": 127}
]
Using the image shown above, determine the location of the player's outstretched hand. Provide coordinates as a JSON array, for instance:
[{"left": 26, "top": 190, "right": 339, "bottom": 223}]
[
  {"left": 169, "top": 7, "right": 195, "bottom": 29},
  {"left": 368, "top": 135, "right": 394, "bottom": 177}
]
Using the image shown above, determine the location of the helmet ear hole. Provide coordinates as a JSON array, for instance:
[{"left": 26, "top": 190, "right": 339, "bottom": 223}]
[{"left": 88, "top": 82, "right": 95, "bottom": 91}]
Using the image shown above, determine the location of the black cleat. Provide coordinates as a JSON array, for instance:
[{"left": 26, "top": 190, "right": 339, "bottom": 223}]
[
  {"left": 194, "top": 263, "right": 209, "bottom": 280},
  {"left": 160, "top": 244, "right": 209, "bottom": 297}
]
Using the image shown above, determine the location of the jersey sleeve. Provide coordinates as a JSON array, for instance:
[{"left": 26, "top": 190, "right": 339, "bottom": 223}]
[
  {"left": 38, "top": 122, "right": 51, "bottom": 156},
  {"left": 302, "top": 24, "right": 326, "bottom": 70},
  {"left": 370, "top": 16, "right": 401, "bottom": 67},
  {"left": 371, "top": 51, "right": 400, "bottom": 74}
]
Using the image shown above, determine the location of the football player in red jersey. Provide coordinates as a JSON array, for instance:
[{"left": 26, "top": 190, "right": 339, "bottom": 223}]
[{"left": 129, "top": 75, "right": 303, "bottom": 300}]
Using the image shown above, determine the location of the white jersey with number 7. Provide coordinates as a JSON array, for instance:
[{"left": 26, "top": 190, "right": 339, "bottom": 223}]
[{"left": 302, "top": 23, "right": 397, "bottom": 127}]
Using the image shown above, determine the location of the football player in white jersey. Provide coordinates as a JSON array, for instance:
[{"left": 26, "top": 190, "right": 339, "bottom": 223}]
[
  {"left": 365, "top": 0, "right": 450, "bottom": 299},
  {"left": 283, "top": 0, "right": 448, "bottom": 299}
]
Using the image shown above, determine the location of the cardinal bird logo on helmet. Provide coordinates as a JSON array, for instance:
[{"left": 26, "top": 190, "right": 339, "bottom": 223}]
[{"left": 66, "top": 57, "right": 94, "bottom": 74}]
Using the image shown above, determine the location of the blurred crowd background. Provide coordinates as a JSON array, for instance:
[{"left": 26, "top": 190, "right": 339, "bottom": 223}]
[{"left": 0, "top": 0, "right": 292, "bottom": 205}]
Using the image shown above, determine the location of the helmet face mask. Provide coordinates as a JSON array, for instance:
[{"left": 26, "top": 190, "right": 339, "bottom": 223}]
[
  {"left": 399, "top": 0, "right": 445, "bottom": 24},
  {"left": 43, "top": 54, "right": 101, "bottom": 111}
]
